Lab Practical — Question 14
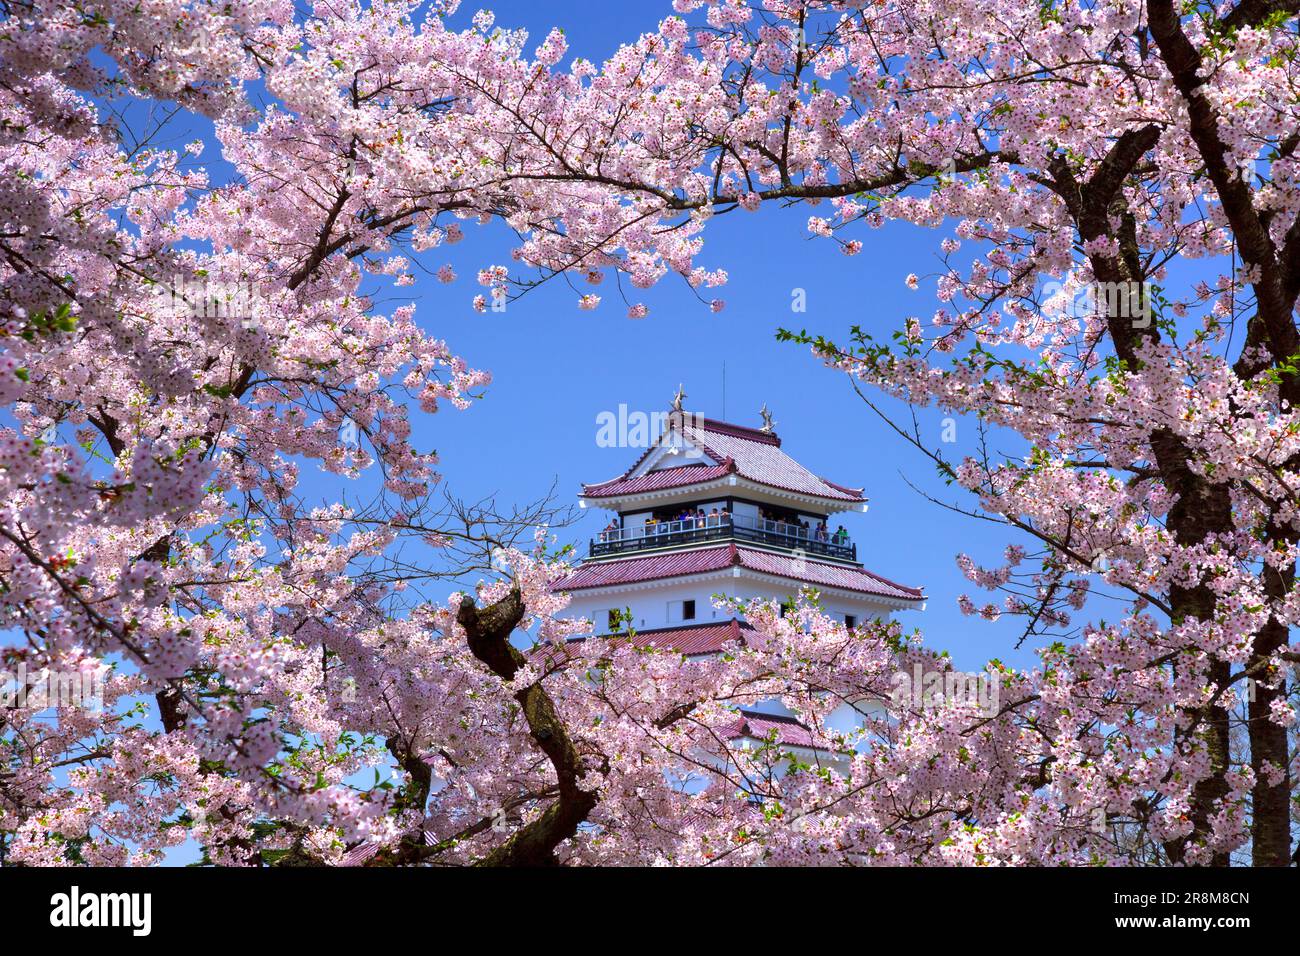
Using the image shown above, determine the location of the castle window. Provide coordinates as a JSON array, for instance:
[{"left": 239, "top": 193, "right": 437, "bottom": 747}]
[
  {"left": 667, "top": 600, "right": 697, "bottom": 623},
  {"left": 845, "top": 614, "right": 857, "bottom": 630}
]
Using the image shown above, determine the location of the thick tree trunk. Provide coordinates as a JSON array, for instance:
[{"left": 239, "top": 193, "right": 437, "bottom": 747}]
[
  {"left": 458, "top": 589, "right": 598, "bottom": 866},
  {"left": 1249, "top": 562, "right": 1293, "bottom": 866},
  {"left": 1158, "top": 446, "right": 1234, "bottom": 867},
  {"left": 1077, "top": 193, "right": 1239, "bottom": 863}
]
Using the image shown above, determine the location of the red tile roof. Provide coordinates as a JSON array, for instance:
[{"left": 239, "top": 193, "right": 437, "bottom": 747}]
[
  {"left": 581, "top": 416, "right": 864, "bottom": 503},
  {"left": 685, "top": 418, "right": 865, "bottom": 502},
  {"left": 554, "top": 543, "right": 923, "bottom": 602},
  {"left": 557, "top": 543, "right": 737, "bottom": 590},
  {"left": 734, "top": 547, "right": 923, "bottom": 602},
  {"left": 630, "top": 619, "right": 749, "bottom": 655},
  {"left": 724, "top": 710, "right": 823, "bottom": 749},
  {"left": 544, "top": 619, "right": 751, "bottom": 662},
  {"left": 582, "top": 460, "right": 735, "bottom": 498},
  {"left": 339, "top": 829, "right": 438, "bottom": 867},
  {"left": 340, "top": 842, "right": 381, "bottom": 866},
  {"left": 534, "top": 625, "right": 838, "bottom": 751}
]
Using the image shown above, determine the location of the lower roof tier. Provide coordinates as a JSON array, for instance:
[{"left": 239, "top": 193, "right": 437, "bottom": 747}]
[
  {"left": 553, "top": 542, "right": 924, "bottom": 605},
  {"left": 536, "top": 621, "right": 829, "bottom": 751}
]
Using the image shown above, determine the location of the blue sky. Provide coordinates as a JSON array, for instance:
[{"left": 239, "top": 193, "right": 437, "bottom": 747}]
[
  {"left": 7, "top": 0, "right": 1110, "bottom": 866},
  {"left": 80, "top": 0, "right": 1230, "bottom": 681},
  {"left": 7, "top": 1, "right": 1059, "bottom": 701},
  {"left": 377, "top": 0, "right": 1043, "bottom": 671},
  {"left": 83, "top": 0, "right": 1071, "bottom": 676}
]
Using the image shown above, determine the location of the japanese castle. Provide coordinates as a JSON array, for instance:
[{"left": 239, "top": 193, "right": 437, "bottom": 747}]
[{"left": 554, "top": 390, "right": 924, "bottom": 756}]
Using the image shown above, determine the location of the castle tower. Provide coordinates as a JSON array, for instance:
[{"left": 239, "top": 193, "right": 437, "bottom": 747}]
[{"left": 554, "top": 398, "right": 924, "bottom": 753}]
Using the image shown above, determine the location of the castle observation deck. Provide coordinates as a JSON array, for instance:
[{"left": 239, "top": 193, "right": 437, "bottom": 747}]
[{"left": 556, "top": 401, "right": 924, "bottom": 613}]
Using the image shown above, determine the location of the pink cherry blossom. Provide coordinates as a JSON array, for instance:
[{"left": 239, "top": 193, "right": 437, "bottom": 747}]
[{"left": 3, "top": 0, "right": 1298, "bottom": 869}]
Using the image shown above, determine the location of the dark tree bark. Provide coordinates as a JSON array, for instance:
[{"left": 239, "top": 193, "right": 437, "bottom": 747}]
[{"left": 458, "top": 589, "right": 598, "bottom": 866}]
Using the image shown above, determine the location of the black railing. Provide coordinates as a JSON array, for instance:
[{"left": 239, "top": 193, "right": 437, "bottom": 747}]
[{"left": 590, "top": 515, "right": 857, "bottom": 561}]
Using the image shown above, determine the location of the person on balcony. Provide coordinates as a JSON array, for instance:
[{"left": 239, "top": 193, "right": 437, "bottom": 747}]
[
  {"left": 708, "top": 507, "right": 720, "bottom": 526},
  {"left": 759, "top": 507, "right": 785, "bottom": 532},
  {"left": 815, "top": 521, "right": 829, "bottom": 543},
  {"left": 834, "top": 525, "right": 848, "bottom": 546}
]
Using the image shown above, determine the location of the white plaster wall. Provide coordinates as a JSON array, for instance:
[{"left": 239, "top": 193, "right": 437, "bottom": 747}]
[
  {"left": 562, "top": 575, "right": 898, "bottom": 634},
  {"left": 564, "top": 578, "right": 735, "bottom": 633}
]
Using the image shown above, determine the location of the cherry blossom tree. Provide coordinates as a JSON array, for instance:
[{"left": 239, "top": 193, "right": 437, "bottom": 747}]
[
  {"left": 4, "top": 0, "right": 1300, "bottom": 868},
  {"left": 487, "top": 0, "right": 1300, "bottom": 865},
  {"left": 0, "top": 0, "right": 595, "bottom": 865},
  {"left": 0, "top": 0, "right": 797, "bottom": 868}
]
